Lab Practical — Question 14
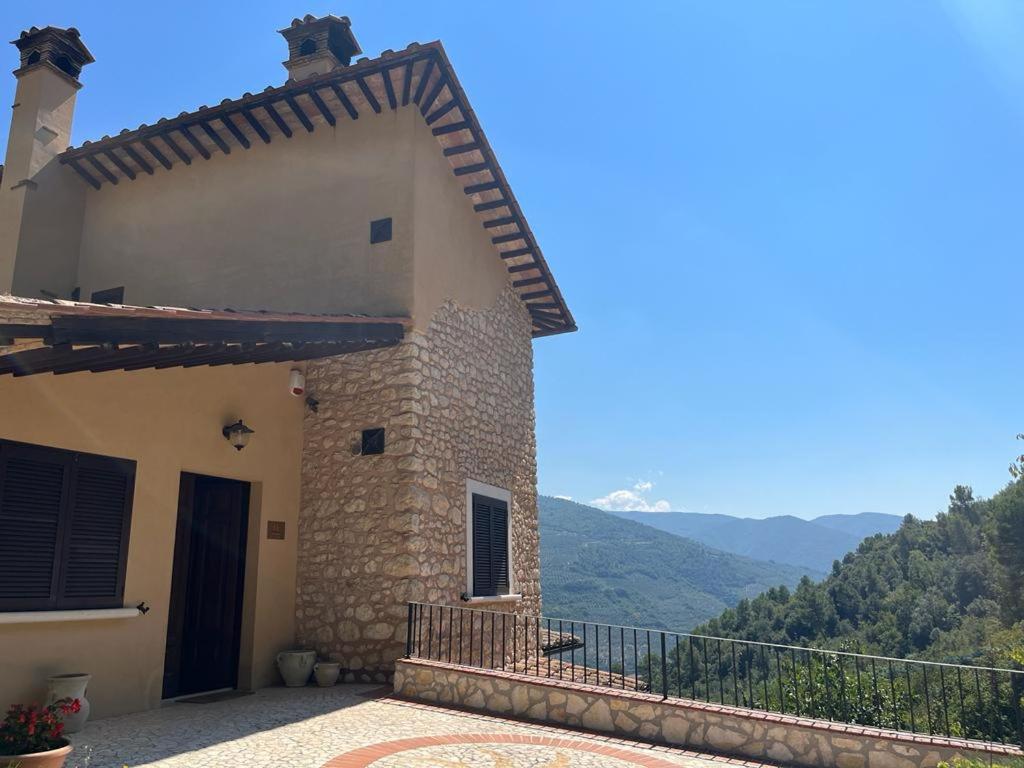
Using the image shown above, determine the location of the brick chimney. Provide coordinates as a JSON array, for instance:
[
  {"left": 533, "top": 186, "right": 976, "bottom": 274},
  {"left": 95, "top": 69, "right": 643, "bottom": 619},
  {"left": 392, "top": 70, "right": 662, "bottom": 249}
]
[
  {"left": 279, "top": 14, "right": 361, "bottom": 81},
  {"left": 0, "top": 25, "right": 93, "bottom": 295}
]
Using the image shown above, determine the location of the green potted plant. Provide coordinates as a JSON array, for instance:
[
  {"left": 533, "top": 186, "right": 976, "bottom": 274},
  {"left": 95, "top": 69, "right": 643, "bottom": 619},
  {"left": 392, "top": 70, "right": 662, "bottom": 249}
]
[{"left": 0, "top": 699, "right": 80, "bottom": 768}]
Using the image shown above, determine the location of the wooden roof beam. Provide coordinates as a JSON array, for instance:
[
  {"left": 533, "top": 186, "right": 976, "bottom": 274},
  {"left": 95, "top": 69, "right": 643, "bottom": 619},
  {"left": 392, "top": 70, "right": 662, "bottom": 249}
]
[
  {"left": 473, "top": 198, "right": 507, "bottom": 212},
  {"left": 51, "top": 344, "right": 141, "bottom": 375},
  {"left": 484, "top": 215, "right": 518, "bottom": 228},
  {"left": 500, "top": 247, "right": 533, "bottom": 260},
  {"left": 464, "top": 180, "right": 500, "bottom": 195},
  {"left": 453, "top": 162, "right": 490, "bottom": 177},
  {"left": 329, "top": 84, "right": 359, "bottom": 119},
  {"left": 199, "top": 121, "right": 231, "bottom": 154},
  {"left": 86, "top": 155, "right": 118, "bottom": 185},
  {"left": 0, "top": 323, "right": 52, "bottom": 341},
  {"left": 103, "top": 150, "right": 136, "bottom": 180},
  {"left": 432, "top": 120, "right": 470, "bottom": 136},
  {"left": 521, "top": 289, "right": 553, "bottom": 300},
  {"left": 420, "top": 74, "right": 447, "bottom": 115},
  {"left": 178, "top": 126, "right": 211, "bottom": 160},
  {"left": 219, "top": 115, "right": 251, "bottom": 149},
  {"left": 412, "top": 58, "right": 435, "bottom": 105},
  {"left": 284, "top": 96, "right": 314, "bottom": 132},
  {"left": 48, "top": 315, "right": 405, "bottom": 346},
  {"left": 445, "top": 142, "right": 480, "bottom": 157},
  {"left": 141, "top": 138, "right": 173, "bottom": 169},
  {"left": 121, "top": 144, "right": 154, "bottom": 175},
  {"left": 262, "top": 103, "right": 293, "bottom": 138},
  {"left": 381, "top": 67, "right": 398, "bottom": 109},
  {"left": 159, "top": 132, "right": 192, "bottom": 165},
  {"left": 66, "top": 158, "right": 100, "bottom": 189},
  {"left": 425, "top": 100, "right": 458, "bottom": 126},
  {"left": 355, "top": 76, "right": 381, "bottom": 114},
  {"left": 512, "top": 276, "right": 547, "bottom": 288},
  {"left": 531, "top": 316, "right": 562, "bottom": 330},
  {"left": 80, "top": 343, "right": 163, "bottom": 374},
  {"left": 401, "top": 61, "right": 413, "bottom": 106},
  {"left": 240, "top": 108, "right": 272, "bottom": 143},
  {"left": 307, "top": 89, "right": 336, "bottom": 126},
  {"left": 3, "top": 343, "right": 71, "bottom": 376}
]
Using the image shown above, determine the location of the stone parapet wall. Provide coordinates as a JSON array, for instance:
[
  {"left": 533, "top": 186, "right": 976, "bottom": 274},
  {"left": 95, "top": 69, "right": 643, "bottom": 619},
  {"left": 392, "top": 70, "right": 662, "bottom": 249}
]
[
  {"left": 394, "top": 659, "right": 1024, "bottom": 768},
  {"left": 297, "top": 287, "right": 539, "bottom": 682}
]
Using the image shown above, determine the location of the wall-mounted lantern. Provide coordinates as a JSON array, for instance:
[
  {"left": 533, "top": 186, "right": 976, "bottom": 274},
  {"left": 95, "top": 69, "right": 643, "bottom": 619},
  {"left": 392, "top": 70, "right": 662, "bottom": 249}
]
[{"left": 222, "top": 420, "right": 255, "bottom": 451}]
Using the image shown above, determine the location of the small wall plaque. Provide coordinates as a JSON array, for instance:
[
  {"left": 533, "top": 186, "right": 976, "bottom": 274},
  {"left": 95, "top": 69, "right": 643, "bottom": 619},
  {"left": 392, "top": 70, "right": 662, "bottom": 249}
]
[
  {"left": 370, "top": 217, "right": 392, "bottom": 244},
  {"left": 267, "top": 520, "right": 286, "bottom": 540}
]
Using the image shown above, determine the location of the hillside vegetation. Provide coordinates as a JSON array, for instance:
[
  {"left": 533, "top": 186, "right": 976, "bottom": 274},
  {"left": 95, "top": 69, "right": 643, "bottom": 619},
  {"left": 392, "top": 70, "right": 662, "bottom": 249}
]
[
  {"left": 613, "top": 510, "right": 900, "bottom": 573},
  {"left": 695, "top": 480, "right": 1024, "bottom": 667},
  {"left": 538, "top": 496, "right": 814, "bottom": 631}
]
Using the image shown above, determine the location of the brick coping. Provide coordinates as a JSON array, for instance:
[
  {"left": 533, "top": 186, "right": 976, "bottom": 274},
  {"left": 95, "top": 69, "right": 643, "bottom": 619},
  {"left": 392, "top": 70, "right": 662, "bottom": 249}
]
[
  {"left": 398, "top": 658, "right": 1024, "bottom": 758},
  {"left": 320, "top": 733, "right": 689, "bottom": 767}
]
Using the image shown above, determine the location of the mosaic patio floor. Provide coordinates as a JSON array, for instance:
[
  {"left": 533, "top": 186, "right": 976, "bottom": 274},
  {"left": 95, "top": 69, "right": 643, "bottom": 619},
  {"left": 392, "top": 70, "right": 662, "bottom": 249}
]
[{"left": 69, "top": 684, "right": 782, "bottom": 768}]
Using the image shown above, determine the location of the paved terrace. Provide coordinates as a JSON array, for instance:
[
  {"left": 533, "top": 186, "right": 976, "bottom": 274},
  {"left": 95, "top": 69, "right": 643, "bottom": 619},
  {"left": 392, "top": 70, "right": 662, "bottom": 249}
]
[{"left": 68, "top": 685, "right": 785, "bottom": 768}]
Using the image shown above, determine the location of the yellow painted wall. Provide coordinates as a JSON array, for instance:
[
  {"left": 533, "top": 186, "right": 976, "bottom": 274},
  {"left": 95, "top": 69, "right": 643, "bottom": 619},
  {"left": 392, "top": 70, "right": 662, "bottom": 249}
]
[
  {"left": 411, "top": 109, "right": 510, "bottom": 326},
  {"left": 74, "top": 109, "right": 418, "bottom": 316},
  {"left": 0, "top": 67, "right": 86, "bottom": 298},
  {"left": 5, "top": 94, "right": 513, "bottom": 324},
  {"left": 0, "top": 362, "right": 304, "bottom": 717}
]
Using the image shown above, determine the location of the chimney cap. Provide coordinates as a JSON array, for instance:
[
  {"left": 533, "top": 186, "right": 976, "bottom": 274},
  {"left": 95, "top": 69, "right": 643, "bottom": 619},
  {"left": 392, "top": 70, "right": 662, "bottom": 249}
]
[
  {"left": 11, "top": 25, "right": 94, "bottom": 83},
  {"left": 279, "top": 14, "right": 361, "bottom": 79}
]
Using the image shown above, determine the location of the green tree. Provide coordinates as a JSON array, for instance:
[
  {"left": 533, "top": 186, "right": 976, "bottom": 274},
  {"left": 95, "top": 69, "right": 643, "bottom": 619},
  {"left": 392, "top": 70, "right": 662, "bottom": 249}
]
[
  {"left": 1009, "top": 433, "right": 1023, "bottom": 480},
  {"left": 987, "top": 479, "right": 1024, "bottom": 623}
]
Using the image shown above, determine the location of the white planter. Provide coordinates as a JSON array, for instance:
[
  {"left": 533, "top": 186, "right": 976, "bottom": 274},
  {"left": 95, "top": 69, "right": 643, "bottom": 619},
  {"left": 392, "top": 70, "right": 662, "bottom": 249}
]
[
  {"left": 313, "top": 661, "right": 340, "bottom": 687},
  {"left": 46, "top": 673, "right": 90, "bottom": 734},
  {"left": 276, "top": 650, "right": 316, "bottom": 687}
]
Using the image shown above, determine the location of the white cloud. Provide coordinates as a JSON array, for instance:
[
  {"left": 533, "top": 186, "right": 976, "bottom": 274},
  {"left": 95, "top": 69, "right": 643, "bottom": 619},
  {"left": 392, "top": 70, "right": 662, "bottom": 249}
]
[
  {"left": 552, "top": 494, "right": 573, "bottom": 501},
  {"left": 590, "top": 481, "right": 672, "bottom": 513}
]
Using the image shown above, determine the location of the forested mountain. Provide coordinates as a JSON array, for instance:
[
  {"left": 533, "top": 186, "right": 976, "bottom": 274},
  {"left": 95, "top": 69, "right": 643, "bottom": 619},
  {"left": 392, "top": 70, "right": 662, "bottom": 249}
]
[
  {"left": 813, "top": 512, "right": 903, "bottom": 540},
  {"left": 695, "top": 480, "right": 1024, "bottom": 667},
  {"left": 612, "top": 510, "right": 900, "bottom": 573},
  {"left": 538, "top": 496, "right": 814, "bottom": 631}
]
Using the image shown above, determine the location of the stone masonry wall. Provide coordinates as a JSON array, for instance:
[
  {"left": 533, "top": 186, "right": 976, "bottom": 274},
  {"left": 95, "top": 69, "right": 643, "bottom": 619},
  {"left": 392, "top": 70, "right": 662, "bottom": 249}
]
[
  {"left": 296, "top": 286, "right": 540, "bottom": 682},
  {"left": 394, "top": 659, "right": 1024, "bottom": 768}
]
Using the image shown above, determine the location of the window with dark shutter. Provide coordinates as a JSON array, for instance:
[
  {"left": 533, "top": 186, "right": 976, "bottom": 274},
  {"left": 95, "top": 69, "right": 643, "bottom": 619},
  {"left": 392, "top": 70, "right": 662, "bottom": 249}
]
[
  {"left": 471, "top": 493, "right": 510, "bottom": 597},
  {"left": 0, "top": 440, "right": 135, "bottom": 612}
]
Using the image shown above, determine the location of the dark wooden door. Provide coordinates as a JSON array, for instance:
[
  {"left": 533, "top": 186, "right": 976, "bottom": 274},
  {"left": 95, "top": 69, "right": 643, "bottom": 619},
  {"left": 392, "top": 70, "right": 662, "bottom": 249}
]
[{"left": 162, "top": 473, "right": 249, "bottom": 699}]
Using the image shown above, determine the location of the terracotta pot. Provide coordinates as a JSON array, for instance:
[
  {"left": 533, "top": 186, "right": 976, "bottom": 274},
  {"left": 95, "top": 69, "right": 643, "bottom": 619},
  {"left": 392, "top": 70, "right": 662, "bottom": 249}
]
[
  {"left": 313, "top": 661, "right": 340, "bottom": 687},
  {"left": 46, "top": 673, "right": 90, "bottom": 734},
  {"left": 276, "top": 650, "right": 316, "bottom": 687},
  {"left": 1, "top": 740, "right": 72, "bottom": 768}
]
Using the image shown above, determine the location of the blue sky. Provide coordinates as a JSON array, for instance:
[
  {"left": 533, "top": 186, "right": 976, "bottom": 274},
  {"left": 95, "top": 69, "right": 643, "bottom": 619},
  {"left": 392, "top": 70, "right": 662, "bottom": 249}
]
[{"left": 3, "top": 2, "right": 1022, "bottom": 519}]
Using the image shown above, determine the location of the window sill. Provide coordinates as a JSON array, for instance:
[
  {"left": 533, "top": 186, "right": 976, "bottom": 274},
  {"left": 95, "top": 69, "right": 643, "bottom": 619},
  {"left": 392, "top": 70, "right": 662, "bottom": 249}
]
[
  {"left": 0, "top": 607, "right": 144, "bottom": 625},
  {"left": 462, "top": 594, "right": 523, "bottom": 605}
]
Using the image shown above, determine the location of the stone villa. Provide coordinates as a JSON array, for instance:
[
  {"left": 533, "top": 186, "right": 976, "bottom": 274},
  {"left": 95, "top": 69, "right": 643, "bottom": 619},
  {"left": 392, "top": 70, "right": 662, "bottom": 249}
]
[{"left": 0, "top": 15, "right": 574, "bottom": 717}]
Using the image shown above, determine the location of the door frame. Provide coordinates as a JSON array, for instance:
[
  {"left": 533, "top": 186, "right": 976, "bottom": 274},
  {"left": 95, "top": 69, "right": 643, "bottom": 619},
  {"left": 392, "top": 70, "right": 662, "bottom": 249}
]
[{"left": 162, "top": 472, "right": 251, "bottom": 700}]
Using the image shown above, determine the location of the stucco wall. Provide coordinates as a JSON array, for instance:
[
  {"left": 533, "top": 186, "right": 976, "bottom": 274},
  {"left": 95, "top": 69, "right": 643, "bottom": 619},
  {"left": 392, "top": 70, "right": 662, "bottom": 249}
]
[
  {"left": 296, "top": 285, "right": 539, "bottom": 682},
  {"left": 0, "top": 361, "right": 304, "bottom": 717},
  {"left": 395, "top": 659, "right": 1024, "bottom": 768},
  {"left": 0, "top": 67, "right": 86, "bottom": 298},
  {"left": 410, "top": 103, "right": 510, "bottom": 328},
  {"left": 73, "top": 108, "right": 418, "bottom": 316}
]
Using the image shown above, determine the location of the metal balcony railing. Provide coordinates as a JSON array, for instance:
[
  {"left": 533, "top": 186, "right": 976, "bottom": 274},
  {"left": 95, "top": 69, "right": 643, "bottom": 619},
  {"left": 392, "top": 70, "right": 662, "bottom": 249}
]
[{"left": 406, "top": 602, "right": 1024, "bottom": 747}]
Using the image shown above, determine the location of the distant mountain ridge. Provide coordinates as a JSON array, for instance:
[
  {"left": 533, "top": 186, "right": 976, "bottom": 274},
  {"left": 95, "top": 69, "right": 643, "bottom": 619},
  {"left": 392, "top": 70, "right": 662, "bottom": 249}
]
[
  {"left": 609, "top": 509, "right": 902, "bottom": 573},
  {"left": 811, "top": 512, "right": 903, "bottom": 540},
  {"left": 538, "top": 496, "right": 816, "bottom": 632}
]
